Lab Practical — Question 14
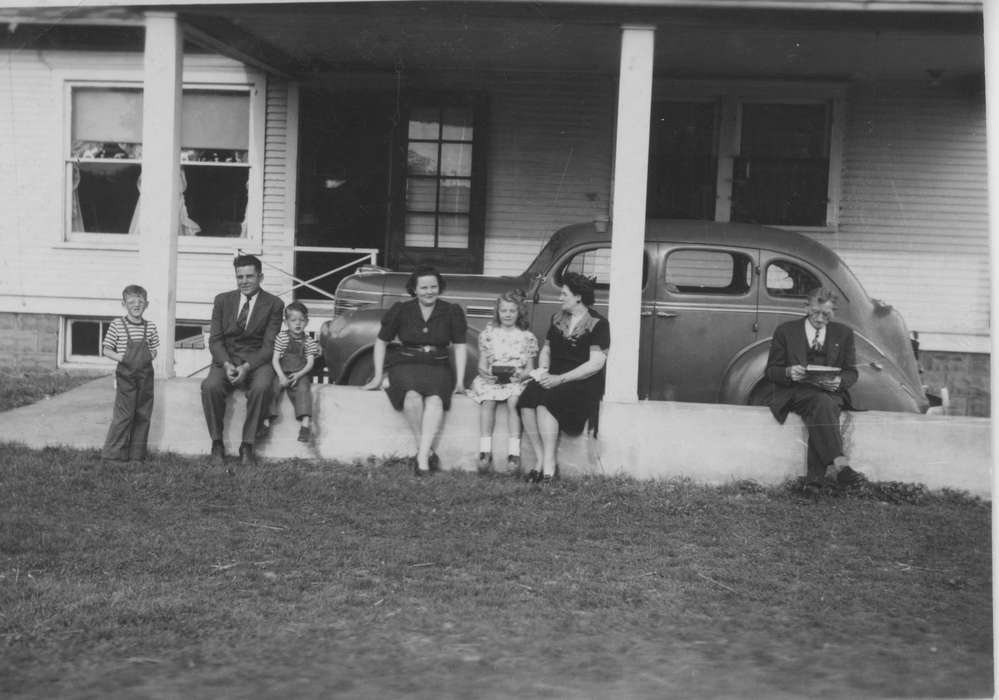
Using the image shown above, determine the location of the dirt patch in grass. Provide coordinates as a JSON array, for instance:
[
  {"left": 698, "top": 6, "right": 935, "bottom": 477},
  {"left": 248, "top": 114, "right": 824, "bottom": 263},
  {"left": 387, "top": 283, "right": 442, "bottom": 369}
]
[
  {"left": 0, "top": 370, "right": 101, "bottom": 413},
  {"left": 0, "top": 446, "right": 991, "bottom": 699}
]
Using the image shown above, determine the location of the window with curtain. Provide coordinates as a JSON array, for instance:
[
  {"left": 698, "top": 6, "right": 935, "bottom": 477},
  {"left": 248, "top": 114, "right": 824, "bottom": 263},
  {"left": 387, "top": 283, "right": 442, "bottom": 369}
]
[{"left": 66, "top": 85, "right": 251, "bottom": 238}]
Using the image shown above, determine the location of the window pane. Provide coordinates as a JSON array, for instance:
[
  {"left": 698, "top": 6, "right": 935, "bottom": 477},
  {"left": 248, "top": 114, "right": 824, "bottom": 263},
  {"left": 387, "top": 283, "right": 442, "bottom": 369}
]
[
  {"left": 438, "top": 178, "right": 470, "bottom": 213},
  {"left": 563, "top": 248, "right": 612, "bottom": 286},
  {"left": 647, "top": 101, "right": 717, "bottom": 220},
  {"left": 73, "top": 162, "right": 141, "bottom": 233},
  {"left": 740, "top": 104, "right": 828, "bottom": 157},
  {"left": 404, "top": 213, "right": 436, "bottom": 247},
  {"left": 182, "top": 90, "right": 249, "bottom": 150},
  {"left": 441, "top": 106, "right": 473, "bottom": 141},
  {"left": 440, "top": 143, "right": 472, "bottom": 177},
  {"left": 70, "top": 320, "right": 102, "bottom": 356},
  {"left": 408, "top": 107, "right": 440, "bottom": 140},
  {"left": 406, "top": 178, "right": 438, "bottom": 212},
  {"left": 437, "top": 214, "right": 469, "bottom": 248},
  {"left": 182, "top": 165, "right": 249, "bottom": 237},
  {"left": 72, "top": 87, "right": 142, "bottom": 144},
  {"left": 765, "top": 260, "right": 820, "bottom": 297},
  {"left": 407, "top": 143, "right": 439, "bottom": 175},
  {"left": 666, "top": 250, "right": 752, "bottom": 295}
]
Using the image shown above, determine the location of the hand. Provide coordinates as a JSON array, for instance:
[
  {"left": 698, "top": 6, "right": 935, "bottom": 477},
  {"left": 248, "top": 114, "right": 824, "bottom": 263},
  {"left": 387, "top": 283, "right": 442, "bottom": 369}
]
[
  {"left": 787, "top": 365, "right": 807, "bottom": 382},
  {"left": 362, "top": 376, "right": 383, "bottom": 391},
  {"left": 815, "top": 375, "right": 842, "bottom": 392},
  {"left": 229, "top": 364, "right": 248, "bottom": 386},
  {"left": 539, "top": 373, "right": 563, "bottom": 389},
  {"left": 278, "top": 375, "right": 290, "bottom": 388}
]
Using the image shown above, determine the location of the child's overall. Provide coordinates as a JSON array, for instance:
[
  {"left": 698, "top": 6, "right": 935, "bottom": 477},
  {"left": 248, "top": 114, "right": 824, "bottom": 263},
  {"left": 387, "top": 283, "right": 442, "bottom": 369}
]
[
  {"left": 101, "top": 322, "right": 154, "bottom": 461},
  {"left": 277, "top": 336, "right": 312, "bottom": 419}
]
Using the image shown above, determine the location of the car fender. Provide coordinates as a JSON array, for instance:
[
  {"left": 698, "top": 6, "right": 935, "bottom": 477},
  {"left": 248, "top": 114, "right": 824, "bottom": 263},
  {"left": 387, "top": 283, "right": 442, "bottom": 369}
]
[
  {"left": 320, "top": 308, "right": 387, "bottom": 383},
  {"left": 718, "top": 334, "right": 925, "bottom": 413}
]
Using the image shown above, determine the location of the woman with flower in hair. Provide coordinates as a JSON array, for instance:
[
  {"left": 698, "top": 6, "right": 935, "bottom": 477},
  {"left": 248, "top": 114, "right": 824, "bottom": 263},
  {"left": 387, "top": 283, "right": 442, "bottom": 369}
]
[{"left": 518, "top": 272, "right": 610, "bottom": 483}]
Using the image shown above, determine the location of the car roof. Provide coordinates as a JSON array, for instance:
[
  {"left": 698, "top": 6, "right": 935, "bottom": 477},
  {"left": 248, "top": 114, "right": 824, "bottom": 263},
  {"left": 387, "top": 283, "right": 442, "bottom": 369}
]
[{"left": 554, "top": 219, "right": 844, "bottom": 272}]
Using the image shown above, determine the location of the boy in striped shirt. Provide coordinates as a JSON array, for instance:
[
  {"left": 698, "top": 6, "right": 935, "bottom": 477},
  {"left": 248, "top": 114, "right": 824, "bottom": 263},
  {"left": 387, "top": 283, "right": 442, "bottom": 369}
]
[
  {"left": 270, "top": 301, "right": 320, "bottom": 442},
  {"left": 101, "top": 285, "right": 160, "bottom": 462}
]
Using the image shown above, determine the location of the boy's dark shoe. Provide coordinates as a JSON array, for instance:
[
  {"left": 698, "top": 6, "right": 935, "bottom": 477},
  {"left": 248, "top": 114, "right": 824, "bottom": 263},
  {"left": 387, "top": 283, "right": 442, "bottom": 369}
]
[
  {"left": 298, "top": 425, "right": 311, "bottom": 443},
  {"left": 210, "top": 440, "right": 226, "bottom": 466},
  {"left": 506, "top": 455, "right": 522, "bottom": 474},
  {"left": 239, "top": 442, "right": 256, "bottom": 467}
]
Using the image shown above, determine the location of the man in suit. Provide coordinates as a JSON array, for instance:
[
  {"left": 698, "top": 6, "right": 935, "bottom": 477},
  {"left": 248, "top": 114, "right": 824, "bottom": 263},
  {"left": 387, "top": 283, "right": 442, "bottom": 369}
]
[
  {"left": 201, "top": 254, "right": 285, "bottom": 468},
  {"left": 763, "top": 286, "right": 866, "bottom": 494}
]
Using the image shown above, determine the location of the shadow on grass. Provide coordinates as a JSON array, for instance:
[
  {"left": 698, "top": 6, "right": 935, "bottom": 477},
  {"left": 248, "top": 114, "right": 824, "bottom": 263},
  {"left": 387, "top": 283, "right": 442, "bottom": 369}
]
[{"left": 0, "top": 444, "right": 991, "bottom": 700}]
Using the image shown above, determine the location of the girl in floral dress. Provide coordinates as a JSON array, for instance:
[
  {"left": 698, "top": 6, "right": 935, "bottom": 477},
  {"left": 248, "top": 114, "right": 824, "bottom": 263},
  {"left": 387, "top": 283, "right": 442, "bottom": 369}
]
[{"left": 467, "top": 290, "right": 538, "bottom": 474}]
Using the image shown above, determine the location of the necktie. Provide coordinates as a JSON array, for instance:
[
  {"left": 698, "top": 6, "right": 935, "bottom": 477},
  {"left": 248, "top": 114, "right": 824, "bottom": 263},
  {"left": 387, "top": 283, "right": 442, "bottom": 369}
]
[
  {"left": 811, "top": 329, "right": 822, "bottom": 352},
  {"left": 236, "top": 295, "right": 251, "bottom": 331}
]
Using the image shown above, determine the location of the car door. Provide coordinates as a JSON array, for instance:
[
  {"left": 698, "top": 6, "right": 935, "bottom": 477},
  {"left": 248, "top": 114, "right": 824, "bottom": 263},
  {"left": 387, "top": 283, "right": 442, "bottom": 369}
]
[
  {"left": 528, "top": 243, "right": 655, "bottom": 398},
  {"left": 649, "top": 244, "right": 760, "bottom": 402}
]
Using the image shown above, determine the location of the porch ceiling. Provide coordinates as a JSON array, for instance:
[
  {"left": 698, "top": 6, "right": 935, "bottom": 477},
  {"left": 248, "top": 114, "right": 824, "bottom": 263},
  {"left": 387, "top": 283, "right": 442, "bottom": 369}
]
[{"left": 180, "top": 3, "right": 984, "bottom": 82}]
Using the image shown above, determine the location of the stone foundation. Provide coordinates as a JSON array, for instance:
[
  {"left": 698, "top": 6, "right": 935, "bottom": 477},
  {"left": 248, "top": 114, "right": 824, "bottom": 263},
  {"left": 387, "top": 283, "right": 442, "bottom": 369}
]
[
  {"left": 0, "top": 313, "right": 59, "bottom": 371},
  {"left": 919, "top": 350, "right": 991, "bottom": 417}
]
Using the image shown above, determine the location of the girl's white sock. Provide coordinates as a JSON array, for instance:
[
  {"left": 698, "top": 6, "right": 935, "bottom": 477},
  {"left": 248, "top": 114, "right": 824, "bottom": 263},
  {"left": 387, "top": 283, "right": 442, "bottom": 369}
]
[
  {"left": 480, "top": 437, "right": 492, "bottom": 453},
  {"left": 508, "top": 438, "right": 521, "bottom": 457}
]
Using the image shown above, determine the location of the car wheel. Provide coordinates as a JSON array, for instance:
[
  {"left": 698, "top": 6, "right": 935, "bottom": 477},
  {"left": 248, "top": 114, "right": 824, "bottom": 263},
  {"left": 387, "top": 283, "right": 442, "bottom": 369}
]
[{"left": 345, "top": 353, "right": 375, "bottom": 386}]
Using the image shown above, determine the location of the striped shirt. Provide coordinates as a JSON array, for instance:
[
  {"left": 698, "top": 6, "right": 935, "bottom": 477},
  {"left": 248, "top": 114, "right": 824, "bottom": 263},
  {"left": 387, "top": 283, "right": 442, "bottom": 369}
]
[
  {"left": 274, "top": 331, "right": 320, "bottom": 358},
  {"left": 102, "top": 317, "right": 160, "bottom": 355}
]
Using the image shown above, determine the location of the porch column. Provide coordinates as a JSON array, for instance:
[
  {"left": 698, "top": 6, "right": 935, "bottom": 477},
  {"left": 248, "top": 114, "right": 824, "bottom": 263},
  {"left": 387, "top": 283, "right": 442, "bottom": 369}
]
[
  {"left": 985, "top": 4, "right": 999, "bottom": 432},
  {"left": 605, "top": 25, "right": 655, "bottom": 404},
  {"left": 139, "top": 12, "right": 182, "bottom": 377}
]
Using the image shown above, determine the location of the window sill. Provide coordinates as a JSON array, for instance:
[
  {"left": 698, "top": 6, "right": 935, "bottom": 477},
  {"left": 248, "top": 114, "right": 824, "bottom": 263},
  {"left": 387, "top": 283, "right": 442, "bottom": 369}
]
[
  {"left": 57, "top": 238, "right": 139, "bottom": 252},
  {"left": 55, "top": 236, "right": 260, "bottom": 254}
]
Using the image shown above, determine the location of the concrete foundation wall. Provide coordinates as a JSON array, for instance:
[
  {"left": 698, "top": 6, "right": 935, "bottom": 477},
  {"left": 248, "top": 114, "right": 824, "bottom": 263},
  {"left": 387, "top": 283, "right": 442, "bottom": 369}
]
[
  {"left": 0, "top": 313, "right": 59, "bottom": 371},
  {"left": 0, "top": 377, "right": 988, "bottom": 497}
]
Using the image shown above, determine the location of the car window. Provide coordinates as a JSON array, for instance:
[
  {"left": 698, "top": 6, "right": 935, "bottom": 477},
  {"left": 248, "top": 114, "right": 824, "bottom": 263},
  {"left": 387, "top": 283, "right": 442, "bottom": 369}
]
[
  {"left": 765, "top": 260, "right": 820, "bottom": 297},
  {"left": 556, "top": 246, "right": 648, "bottom": 289},
  {"left": 664, "top": 249, "right": 753, "bottom": 295}
]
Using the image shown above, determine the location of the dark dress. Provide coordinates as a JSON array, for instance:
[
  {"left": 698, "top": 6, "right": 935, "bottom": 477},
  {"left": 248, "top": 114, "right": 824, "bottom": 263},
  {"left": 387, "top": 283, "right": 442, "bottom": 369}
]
[
  {"left": 518, "top": 308, "right": 610, "bottom": 436},
  {"left": 377, "top": 298, "right": 468, "bottom": 411}
]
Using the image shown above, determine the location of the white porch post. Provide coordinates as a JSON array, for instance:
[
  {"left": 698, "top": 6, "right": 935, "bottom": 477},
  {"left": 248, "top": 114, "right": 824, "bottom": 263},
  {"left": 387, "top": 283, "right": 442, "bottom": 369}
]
[
  {"left": 984, "top": 4, "right": 999, "bottom": 464},
  {"left": 605, "top": 25, "right": 655, "bottom": 404},
  {"left": 139, "top": 12, "right": 182, "bottom": 377}
]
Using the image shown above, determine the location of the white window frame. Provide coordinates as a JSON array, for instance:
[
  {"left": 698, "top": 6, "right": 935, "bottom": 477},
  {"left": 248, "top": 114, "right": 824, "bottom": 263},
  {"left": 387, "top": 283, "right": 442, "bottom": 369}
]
[
  {"left": 55, "top": 63, "right": 265, "bottom": 253},
  {"left": 652, "top": 80, "right": 845, "bottom": 232},
  {"left": 63, "top": 317, "right": 113, "bottom": 365}
]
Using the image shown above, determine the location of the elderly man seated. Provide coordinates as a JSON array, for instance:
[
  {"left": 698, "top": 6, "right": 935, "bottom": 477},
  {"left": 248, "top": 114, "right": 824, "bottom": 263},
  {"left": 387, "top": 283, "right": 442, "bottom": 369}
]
[{"left": 761, "top": 286, "right": 866, "bottom": 494}]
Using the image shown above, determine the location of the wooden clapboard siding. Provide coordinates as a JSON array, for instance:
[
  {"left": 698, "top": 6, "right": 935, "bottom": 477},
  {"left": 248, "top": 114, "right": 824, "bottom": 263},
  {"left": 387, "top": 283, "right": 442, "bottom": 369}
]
[
  {"left": 481, "top": 72, "right": 615, "bottom": 276},
  {"left": 831, "top": 80, "right": 987, "bottom": 336},
  {"left": 260, "top": 77, "right": 296, "bottom": 297}
]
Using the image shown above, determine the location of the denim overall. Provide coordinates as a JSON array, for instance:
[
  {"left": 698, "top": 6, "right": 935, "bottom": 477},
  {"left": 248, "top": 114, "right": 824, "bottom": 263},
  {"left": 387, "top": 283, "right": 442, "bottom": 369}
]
[{"left": 101, "top": 321, "right": 155, "bottom": 461}]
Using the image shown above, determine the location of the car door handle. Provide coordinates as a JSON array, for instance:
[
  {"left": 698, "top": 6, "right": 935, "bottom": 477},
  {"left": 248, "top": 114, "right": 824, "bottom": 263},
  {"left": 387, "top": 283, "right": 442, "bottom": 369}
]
[
  {"left": 640, "top": 310, "right": 653, "bottom": 317},
  {"left": 656, "top": 311, "right": 678, "bottom": 318}
]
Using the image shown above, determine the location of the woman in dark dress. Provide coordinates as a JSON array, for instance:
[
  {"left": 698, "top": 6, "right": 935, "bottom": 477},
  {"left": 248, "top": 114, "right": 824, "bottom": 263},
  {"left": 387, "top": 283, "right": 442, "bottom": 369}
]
[
  {"left": 518, "top": 272, "right": 610, "bottom": 483},
  {"left": 363, "top": 266, "right": 467, "bottom": 475}
]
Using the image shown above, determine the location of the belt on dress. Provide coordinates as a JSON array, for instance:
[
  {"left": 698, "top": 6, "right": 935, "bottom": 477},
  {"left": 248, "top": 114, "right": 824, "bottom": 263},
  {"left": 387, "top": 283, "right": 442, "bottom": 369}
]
[{"left": 402, "top": 343, "right": 448, "bottom": 352}]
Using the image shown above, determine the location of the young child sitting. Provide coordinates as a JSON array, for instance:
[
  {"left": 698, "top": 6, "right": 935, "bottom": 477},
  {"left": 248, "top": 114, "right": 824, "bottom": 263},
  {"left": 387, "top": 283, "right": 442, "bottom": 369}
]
[
  {"left": 270, "top": 301, "right": 320, "bottom": 442},
  {"left": 466, "top": 290, "right": 538, "bottom": 474},
  {"left": 101, "top": 284, "right": 160, "bottom": 463}
]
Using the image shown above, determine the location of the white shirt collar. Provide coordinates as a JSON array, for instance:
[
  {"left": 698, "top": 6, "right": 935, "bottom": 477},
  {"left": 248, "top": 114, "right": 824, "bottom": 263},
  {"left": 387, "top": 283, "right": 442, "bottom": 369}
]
[{"left": 804, "top": 318, "right": 826, "bottom": 346}]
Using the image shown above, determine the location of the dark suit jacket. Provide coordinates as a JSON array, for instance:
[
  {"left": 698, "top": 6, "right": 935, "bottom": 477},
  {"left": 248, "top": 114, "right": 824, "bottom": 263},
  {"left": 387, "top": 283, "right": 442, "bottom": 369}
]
[
  {"left": 208, "top": 289, "right": 285, "bottom": 370},
  {"left": 763, "top": 318, "right": 858, "bottom": 424}
]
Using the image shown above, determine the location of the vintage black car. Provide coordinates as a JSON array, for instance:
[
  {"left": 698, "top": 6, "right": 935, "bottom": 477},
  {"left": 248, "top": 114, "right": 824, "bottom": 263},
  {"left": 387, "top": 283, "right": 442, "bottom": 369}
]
[{"left": 320, "top": 219, "right": 928, "bottom": 413}]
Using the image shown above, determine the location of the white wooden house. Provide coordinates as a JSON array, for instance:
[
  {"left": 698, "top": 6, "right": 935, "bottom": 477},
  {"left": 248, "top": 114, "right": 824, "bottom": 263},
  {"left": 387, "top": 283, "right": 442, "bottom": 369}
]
[{"left": 0, "top": 0, "right": 989, "bottom": 413}]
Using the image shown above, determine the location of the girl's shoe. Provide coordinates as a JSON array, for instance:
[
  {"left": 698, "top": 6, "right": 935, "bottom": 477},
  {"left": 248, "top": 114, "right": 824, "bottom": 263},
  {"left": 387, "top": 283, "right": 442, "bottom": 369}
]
[
  {"left": 428, "top": 452, "right": 441, "bottom": 472},
  {"left": 506, "top": 455, "right": 522, "bottom": 475},
  {"left": 525, "top": 469, "right": 542, "bottom": 484},
  {"left": 476, "top": 452, "right": 494, "bottom": 474}
]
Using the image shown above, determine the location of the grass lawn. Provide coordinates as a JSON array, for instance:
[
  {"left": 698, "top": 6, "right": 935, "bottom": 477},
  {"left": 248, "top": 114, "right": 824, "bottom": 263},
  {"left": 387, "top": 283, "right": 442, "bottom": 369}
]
[
  {"left": 0, "top": 369, "right": 99, "bottom": 413},
  {"left": 0, "top": 443, "right": 991, "bottom": 700}
]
